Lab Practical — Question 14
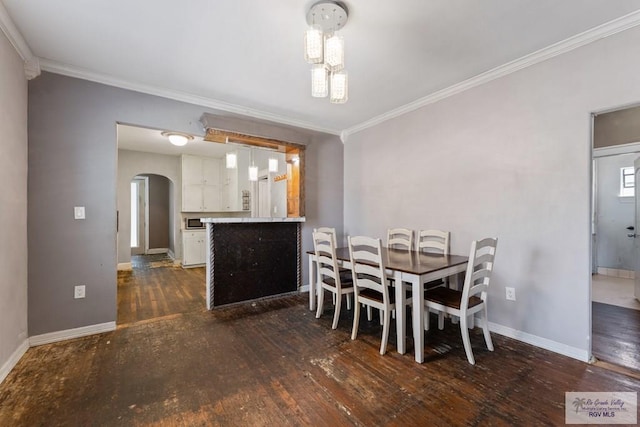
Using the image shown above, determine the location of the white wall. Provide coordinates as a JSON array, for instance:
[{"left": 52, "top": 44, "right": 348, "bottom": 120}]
[
  {"left": 595, "top": 153, "right": 636, "bottom": 271},
  {"left": 117, "top": 149, "right": 181, "bottom": 265},
  {"left": 0, "top": 31, "right": 29, "bottom": 381},
  {"left": 344, "top": 25, "right": 640, "bottom": 360}
]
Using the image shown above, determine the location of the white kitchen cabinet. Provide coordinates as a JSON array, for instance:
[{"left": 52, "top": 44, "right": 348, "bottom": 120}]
[
  {"left": 221, "top": 163, "right": 239, "bottom": 211},
  {"left": 181, "top": 155, "right": 222, "bottom": 212},
  {"left": 182, "top": 230, "right": 206, "bottom": 266}
]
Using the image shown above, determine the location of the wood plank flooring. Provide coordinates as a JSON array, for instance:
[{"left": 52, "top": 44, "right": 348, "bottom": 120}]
[
  {"left": 117, "top": 254, "right": 206, "bottom": 325},
  {"left": 2, "top": 264, "right": 640, "bottom": 425},
  {"left": 592, "top": 301, "right": 640, "bottom": 372}
]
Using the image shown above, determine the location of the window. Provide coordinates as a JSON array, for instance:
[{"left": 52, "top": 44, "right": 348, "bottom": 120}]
[{"left": 620, "top": 167, "right": 635, "bottom": 197}]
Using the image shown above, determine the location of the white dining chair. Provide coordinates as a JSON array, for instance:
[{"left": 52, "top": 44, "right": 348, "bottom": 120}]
[
  {"left": 424, "top": 237, "right": 498, "bottom": 365},
  {"left": 313, "top": 227, "right": 351, "bottom": 310},
  {"left": 349, "top": 235, "right": 410, "bottom": 355},
  {"left": 417, "top": 229, "right": 451, "bottom": 288},
  {"left": 313, "top": 231, "right": 354, "bottom": 330},
  {"left": 387, "top": 228, "right": 413, "bottom": 250}
]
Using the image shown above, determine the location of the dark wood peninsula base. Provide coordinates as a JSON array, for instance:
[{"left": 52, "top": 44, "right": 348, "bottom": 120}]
[{"left": 202, "top": 219, "right": 304, "bottom": 308}]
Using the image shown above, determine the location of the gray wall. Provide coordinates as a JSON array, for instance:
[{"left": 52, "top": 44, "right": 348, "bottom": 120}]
[
  {"left": 29, "top": 72, "right": 343, "bottom": 335},
  {"left": 344, "top": 25, "right": 640, "bottom": 359},
  {"left": 594, "top": 105, "right": 640, "bottom": 148},
  {"left": 595, "top": 153, "right": 636, "bottom": 271},
  {"left": 147, "top": 174, "right": 170, "bottom": 250},
  {"left": 0, "top": 30, "right": 28, "bottom": 377}
]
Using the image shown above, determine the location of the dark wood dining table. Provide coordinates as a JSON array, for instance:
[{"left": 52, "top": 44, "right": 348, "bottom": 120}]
[{"left": 308, "top": 246, "right": 469, "bottom": 363}]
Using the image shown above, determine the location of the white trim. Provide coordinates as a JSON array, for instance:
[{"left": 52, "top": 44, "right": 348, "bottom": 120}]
[
  {"left": 146, "top": 248, "right": 169, "bottom": 255},
  {"left": 593, "top": 141, "right": 640, "bottom": 158},
  {"left": 0, "top": 339, "right": 29, "bottom": 385},
  {"left": 343, "top": 10, "right": 640, "bottom": 139},
  {"left": 0, "top": 2, "right": 40, "bottom": 79},
  {"left": 299, "top": 284, "right": 310, "bottom": 293},
  {"left": 38, "top": 58, "right": 341, "bottom": 136},
  {"left": 489, "top": 321, "right": 590, "bottom": 362},
  {"left": 29, "top": 322, "right": 116, "bottom": 347},
  {"left": 117, "top": 262, "right": 132, "bottom": 271}
]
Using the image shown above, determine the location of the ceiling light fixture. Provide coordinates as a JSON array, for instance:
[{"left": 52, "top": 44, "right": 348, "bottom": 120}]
[
  {"left": 161, "top": 131, "right": 193, "bottom": 147},
  {"left": 304, "top": 1, "right": 348, "bottom": 104}
]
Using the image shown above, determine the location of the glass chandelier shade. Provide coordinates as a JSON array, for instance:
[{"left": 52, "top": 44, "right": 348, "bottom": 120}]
[
  {"left": 268, "top": 157, "right": 279, "bottom": 173},
  {"left": 304, "top": 25, "right": 324, "bottom": 64},
  {"left": 330, "top": 71, "right": 348, "bottom": 104},
  {"left": 324, "top": 34, "right": 344, "bottom": 72},
  {"left": 311, "top": 65, "right": 328, "bottom": 98},
  {"left": 225, "top": 152, "right": 237, "bottom": 169},
  {"left": 248, "top": 165, "right": 258, "bottom": 182}
]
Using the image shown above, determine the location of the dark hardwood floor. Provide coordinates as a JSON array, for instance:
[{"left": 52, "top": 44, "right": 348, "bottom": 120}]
[
  {"left": 592, "top": 301, "right": 640, "bottom": 372},
  {"left": 117, "top": 254, "right": 206, "bottom": 325},
  {"left": 2, "top": 264, "right": 640, "bottom": 425}
]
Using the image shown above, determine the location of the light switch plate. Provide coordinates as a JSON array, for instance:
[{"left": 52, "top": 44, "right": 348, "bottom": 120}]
[
  {"left": 74, "top": 206, "right": 85, "bottom": 219},
  {"left": 74, "top": 285, "right": 86, "bottom": 299}
]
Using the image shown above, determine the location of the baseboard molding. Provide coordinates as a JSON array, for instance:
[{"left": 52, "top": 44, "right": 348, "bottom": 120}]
[
  {"left": 29, "top": 322, "right": 116, "bottom": 347},
  {"left": 146, "top": 248, "right": 168, "bottom": 255},
  {"left": 489, "top": 321, "right": 589, "bottom": 362},
  {"left": 117, "top": 262, "right": 132, "bottom": 271},
  {"left": 167, "top": 249, "right": 175, "bottom": 260},
  {"left": 300, "top": 284, "right": 310, "bottom": 293},
  {"left": 0, "top": 339, "right": 29, "bottom": 385}
]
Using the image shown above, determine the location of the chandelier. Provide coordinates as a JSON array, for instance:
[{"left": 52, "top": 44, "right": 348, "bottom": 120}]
[{"left": 304, "top": 1, "right": 349, "bottom": 104}]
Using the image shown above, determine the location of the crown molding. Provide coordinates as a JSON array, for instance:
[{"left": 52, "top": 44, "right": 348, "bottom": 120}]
[
  {"left": 38, "top": 58, "right": 341, "bottom": 136},
  {"left": 0, "top": 1, "right": 40, "bottom": 79},
  {"left": 343, "top": 9, "right": 640, "bottom": 140}
]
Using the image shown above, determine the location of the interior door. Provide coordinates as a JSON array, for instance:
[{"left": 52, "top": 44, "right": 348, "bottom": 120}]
[{"left": 634, "top": 157, "right": 640, "bottom": 301}]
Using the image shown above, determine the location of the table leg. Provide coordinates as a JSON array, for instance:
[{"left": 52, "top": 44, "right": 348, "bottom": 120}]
[
  {"left": 411, "top": 275, "right": 425, "bottom": 363},
  {"left": 394, "top": 271, "right": 406, "bottom": 354},
  {"left": 308, "top": 254, "right": 316, "bottom": 311}
]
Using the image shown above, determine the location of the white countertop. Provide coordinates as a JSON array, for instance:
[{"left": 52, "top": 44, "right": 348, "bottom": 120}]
[{"left": 200, "top": 217, "right": 306, "bottom": 224}]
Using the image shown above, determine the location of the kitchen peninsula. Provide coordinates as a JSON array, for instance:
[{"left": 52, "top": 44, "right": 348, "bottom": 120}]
[{"left": 201, "top": 217, "right": 305, "bottom": 309}]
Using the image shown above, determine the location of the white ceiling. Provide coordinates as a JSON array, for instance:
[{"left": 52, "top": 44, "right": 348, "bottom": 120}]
[{"left": 4, "top": 0, "right": 640, "bottom": 136}]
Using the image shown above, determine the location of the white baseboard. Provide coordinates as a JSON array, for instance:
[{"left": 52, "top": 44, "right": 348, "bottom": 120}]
[
  {"left": 300, "top": 284, "right": 310, "bottom": 293},
  {"left": 488, "top": 321, "right": 589, "bottom": 362},
  {"left": 146, "top": 248, "right": 168, "bottom": 255},
  {"left": 117, "top": 262, "right": 132, "bottom": 271},
  {"left": 29, "top": 322, "right": 116, "bottom": 347},
  {"left": 167, "top": 249, "right": 175, "bottom": 260},
  {"left": 0, "top": 339, "right": 29, "bottom": 385}
]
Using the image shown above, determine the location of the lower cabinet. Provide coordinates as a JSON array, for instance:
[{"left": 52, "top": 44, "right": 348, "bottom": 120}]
[{"left": 182, "top": 230, "right": 206, "bottom": 266}]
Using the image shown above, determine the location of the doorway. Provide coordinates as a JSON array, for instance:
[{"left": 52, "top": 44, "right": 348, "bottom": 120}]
[{"left": 591, "top": 108, "right": 640, "bottom": 373}]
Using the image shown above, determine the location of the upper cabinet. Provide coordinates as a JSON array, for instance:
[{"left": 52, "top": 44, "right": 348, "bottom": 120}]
[
  {"left": 181, "top": 154, "right": 248, "bottom": 212},
  {"left": 181, "top": 155, "right": 222, "bottom": 212}
]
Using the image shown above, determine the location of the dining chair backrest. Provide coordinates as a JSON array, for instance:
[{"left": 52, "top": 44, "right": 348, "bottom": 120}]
[
  {"left": 314, "top": 227, "right": 337, "bottom": 246},
  {"left": 348, "top": 236, "right": 390, "bottom": 304},
  {"left": 387, "top": 228, "right": 413, "bottom": 251},
  {"left": 313, "top": 231, "right": 341, "bottom": 286},
  {"left": 461, "top": 237, "right": 498, "bottom": 308},
  {"left": 417, "top": 229, "right": 450, "bottom": 255}
]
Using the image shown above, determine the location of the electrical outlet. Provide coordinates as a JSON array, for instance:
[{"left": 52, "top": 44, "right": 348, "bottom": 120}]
[
  {"left": 505, "top": 287, "right": 516, "bottom": 301},
  {"left": 74, "top": 285, "right": 86, "bottom": 299}
]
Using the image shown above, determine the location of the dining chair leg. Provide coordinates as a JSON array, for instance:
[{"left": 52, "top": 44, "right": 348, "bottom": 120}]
[
  {"left": 380, "top": 308, "right": 391, "bottom": 355},
  {"left": 459, "top": 314, "right": 475, "bottom": 365},
  {"left": 480, "top": 308, "right": 494, "bottom": 351},
  {"left": 351, "top": 300, "right": 361, "bottom": 340},
  {"left": 424, "top": 308, "right": 430, "bottom": 331},
  {"left": 332, "top": 293, "right": 337, "bottom": 306},
  {"left": 438, "top": 312, "right": 445, "bottom": 330},
  {"left": 315, "top": 288, "right": 324, "bottom": 319},
  {"left": 346, "top": 294, "right": 352, "bottom": 310},
  {"left": 367, "top": 305, "right": 372, "bottom": 321},
  {"left": 332, "top": 294, "right": 342, "bottom": 330}
]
